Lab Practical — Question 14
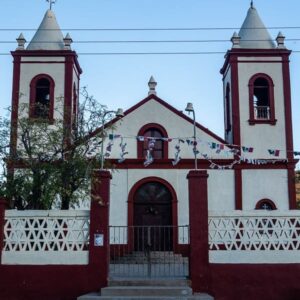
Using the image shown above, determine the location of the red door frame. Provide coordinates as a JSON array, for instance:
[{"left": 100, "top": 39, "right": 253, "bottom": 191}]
[{"left": 127, "top": 177, "right": 179, "bottom": 252}]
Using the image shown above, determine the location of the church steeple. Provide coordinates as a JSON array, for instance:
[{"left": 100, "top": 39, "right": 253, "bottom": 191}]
[
  {"left": 10, "top": 7, "right": 82, "bottom": 159},
  {"left": 237, "top": 4, "right": 275, "bottom": 49},
  {"left": 27, "top": 9, "right": 65, "bottom": 50}
]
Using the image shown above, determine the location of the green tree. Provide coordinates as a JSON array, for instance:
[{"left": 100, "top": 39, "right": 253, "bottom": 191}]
[{"left": 0, "top": 88, "right": 119, "bottom": 209}]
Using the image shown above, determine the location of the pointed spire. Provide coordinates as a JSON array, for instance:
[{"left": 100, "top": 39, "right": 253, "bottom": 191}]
[
  {"left": 238, "top": 5, "right": 276, "bottom": 49},
  {"left": 63, "top": 33, "right": 73, "bottom": 50},
  {"left": 16, "top": 33, "right": 26, "bottom": 50},
  {"left": 27, "top": 9, "right": 64, "bottom": 50},
  {"left": 231, "top": 32, "right": 241, "bottom": 48},
  {"left": 276, "top": 32, "right": 286, "bottom": 49},
  {"left": 148, "top": 76, "right": 157, "bottom": 95}
]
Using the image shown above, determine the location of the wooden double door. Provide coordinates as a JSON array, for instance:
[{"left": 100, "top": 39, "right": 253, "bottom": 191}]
[{"left": 133, "top": 181, "right": 173, "bottom": 251}]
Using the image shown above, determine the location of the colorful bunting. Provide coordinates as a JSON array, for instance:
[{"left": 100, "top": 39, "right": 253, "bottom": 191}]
[
  {"left": 268, "top": 149, "right": 280, "bottom": 157},
  {"left": 118, "top": 137, "right": 128, "bottom": 163},
  {"left": 99, "top": 133, "right": 299, "bottom": 169},
  {"left": 172, "top": 140, "right": 184, "bottom": 166}
]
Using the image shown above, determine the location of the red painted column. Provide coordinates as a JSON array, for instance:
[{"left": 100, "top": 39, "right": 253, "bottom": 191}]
[
  {"left": 88, "top": 170, "right": 112, "bottom": 286},
  {"left": 0, "top": 198, "right": 8, "bottom": 265},
  {"left": 187, "top": 170, "right": 210, "bottom": 293}
]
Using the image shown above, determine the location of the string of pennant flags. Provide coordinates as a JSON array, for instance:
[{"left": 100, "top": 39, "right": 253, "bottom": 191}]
[{"left": 103, "top": 133, "right": 300, "bottom": 170}]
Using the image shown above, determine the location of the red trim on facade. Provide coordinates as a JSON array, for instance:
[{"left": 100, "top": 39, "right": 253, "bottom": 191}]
[
  {"left": 11, "top": 50, "right": 83, "bottom": 74},
  {"left": 288, "top": 166, "right": 297, "bottom": 209},
  {"left": 63, "top": 56, "right": 74, "bottom": 146},
  {"left": 29, "top": 73, "right": 55, "bottom": 121},
  {"left": 229, "top": 55, "right": 241, "bottom": 147},
  {"left": 255, "top": 198, "right": 277, "bottom": 210},
  {"left": 127, "top": 177, "right": 179, "bottom": 250},
  {"left": 108, "top": 158, "right": 297, "bottom": 170},
  {"left": 281, "top": 54, "right": 294, "bottom": 161},
  {"left": 10, "top": 54, "right": 21, "bottom": 157},
  {"left": 137, "top": 123, "right": 169, "bottom": 159},
  {"left": 18, "top": 61, "right": 66, "bottom": 64},
  {"left": 187, "top": 170, "right": 210, "bottom": 293},
  {"left": 89, "top": 170, "right": 111, "bottom": 287},
  {"left": 234, "top": 167, "right": 243, "bottom": 210},
  {"left": 110, "top": 94, "right": 228, "bottom": 146},
  {"left": 248, "top": 73, "right": 276, "bottom": 125}
]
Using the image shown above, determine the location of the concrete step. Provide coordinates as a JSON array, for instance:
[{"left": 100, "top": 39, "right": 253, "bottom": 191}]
[
  {"left": 108, "top": 279, "right": 191, "bottom": 287},
  {"left": 78, "top": 292, "right": 214, "bottom": 300},
  {"left": 101, "top": 286, "right": 193, "bottom": 297}
]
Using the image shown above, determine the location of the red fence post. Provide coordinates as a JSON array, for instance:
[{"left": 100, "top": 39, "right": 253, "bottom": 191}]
[
  {"left": 187, "top": 170, "right": 210, "bottom": 293},
  {"left": 89, "top": 170, "right": 112, "bottom": 286},
  {"left": 0, "top": 198, "right": 8, "bottom": 265}
]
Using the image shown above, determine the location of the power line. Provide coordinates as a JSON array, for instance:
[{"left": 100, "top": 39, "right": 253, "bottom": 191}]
[
  {"left": 1, "top": 38, "right": 300, "bottom": 44},
  {"left": 0, "top": 51, "right": 300, "bottom": 56},
  {"left": 0, "top": 26, "right": 300, "bottom": 31}
]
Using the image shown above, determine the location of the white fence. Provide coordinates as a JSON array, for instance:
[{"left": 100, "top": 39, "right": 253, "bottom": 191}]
[
  {"left": 209, "top": 210, "right": 300, "bottom": 263},
  {"left": 2, "top": 210, "right": 90, "bottom": 265},
  {"left": 2, "top": 209, "right": 300, "bottom": 265}
]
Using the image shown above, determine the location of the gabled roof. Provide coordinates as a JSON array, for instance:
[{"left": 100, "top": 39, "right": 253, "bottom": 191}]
[
  {"left": 238, "top": 5, "right": 275, "bottom": 49},
  {"left": 27, "top": 9, "right": 65, "bottom": 50},
  {"left": 118, "top": 94, "right": 228, "bottom": 145}
]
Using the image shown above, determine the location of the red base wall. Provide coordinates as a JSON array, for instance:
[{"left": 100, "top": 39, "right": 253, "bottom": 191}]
[
  {"left": 210, "top": 264, "right": 300, "bottom": 300},
  {"left": 0, "top": 265, "right": 106, "bottom": 300},
  {"left": 1, "top": 264, "right": 300, "bottom": 299}
]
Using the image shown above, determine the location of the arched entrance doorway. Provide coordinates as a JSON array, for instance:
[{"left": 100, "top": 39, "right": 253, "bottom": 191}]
[
  {"left": 134, "top": 181, "right": 172, "bottom": 250},
  {"left": 128, "top": 177, "right": 178, "bottom": 252}
]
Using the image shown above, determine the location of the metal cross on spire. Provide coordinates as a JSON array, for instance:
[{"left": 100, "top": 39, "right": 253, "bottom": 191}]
[{"left": 46, "top": 0, "right": 57, "bottom": 10}]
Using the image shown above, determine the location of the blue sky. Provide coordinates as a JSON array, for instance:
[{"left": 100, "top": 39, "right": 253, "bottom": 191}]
[{"left": 0, "top": 0, "right": 299, "bottom": 168}]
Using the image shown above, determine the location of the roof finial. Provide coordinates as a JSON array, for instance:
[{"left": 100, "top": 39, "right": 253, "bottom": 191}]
[
  {"left": 148, "top": 76, "right": 157, "bottom": 95},
  {"left": 250, "top": 1, "right": 254, "bottom": 8},
  {"left": 47, "top": 0, "right": 56, "bottom": 10}
]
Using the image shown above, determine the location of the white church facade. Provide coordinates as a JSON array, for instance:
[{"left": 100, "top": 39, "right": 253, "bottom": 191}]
[
  {"left": 9, "top": 4, "right": 297, "bottom": 222},
  {"left": 2, "top": 3, "right": 300, "bottom": 299}
]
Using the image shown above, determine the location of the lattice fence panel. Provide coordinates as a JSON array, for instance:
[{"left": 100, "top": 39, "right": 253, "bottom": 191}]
[
  {"left": 4, "top": 212, "right": 90, "bottom": 252},
  {"left": 209, "top": 215, "right": 300, "bottom": 251}
]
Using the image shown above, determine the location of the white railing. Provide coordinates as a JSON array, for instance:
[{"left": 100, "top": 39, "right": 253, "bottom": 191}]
[
  {"left": 2, "top": 210, "right": 90, "bottom": 265},
  {"left": 254, "top": 105, "right": 270, "bottom": 119},
  {"left": 209, "top": 210, "right": 300, "bottom": 263}
]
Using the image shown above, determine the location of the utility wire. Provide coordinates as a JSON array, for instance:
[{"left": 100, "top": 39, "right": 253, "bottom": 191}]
[
  {"left": 1, "top": 38, "right": 300, "bottom": 44},
  {"left": 0, "top": 51, "right": 300, "bottom": 56},
  {"left": 0, "top": 26, "right": 300, "bottom": 31}
]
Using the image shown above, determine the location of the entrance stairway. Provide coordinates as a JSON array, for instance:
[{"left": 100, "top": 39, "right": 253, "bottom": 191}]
[{"left": 77, "top": 279, "right": 214, "bottom": 300}]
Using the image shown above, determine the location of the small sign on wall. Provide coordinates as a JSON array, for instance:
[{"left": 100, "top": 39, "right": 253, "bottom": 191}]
[{"left": 94, "top": 233, "right": 104, "bottom": 246}]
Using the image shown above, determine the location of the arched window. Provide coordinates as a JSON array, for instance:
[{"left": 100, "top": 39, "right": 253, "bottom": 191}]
[
  {"left": 30, "top": 74, "right": 55, "bottom": 120},
  {"left": 248, "top": 74, "right": 276, "bottom": 125},
  {"left": 137, "top": 124, "right": 168, "bottom": 159},
  {"left": 255, "top": 199, "right": 277, "bottom": 210}
]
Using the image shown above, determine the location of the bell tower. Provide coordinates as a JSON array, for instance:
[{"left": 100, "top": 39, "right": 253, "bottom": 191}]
[
  {"left": 220, "top": 3, "right": 297, "bottom": 208},
  {"left": 10, "top": 8, "right": 82, "bottom": 154},
  {"left": 221, "top": 4, "right": 293, "bottom": 160}
]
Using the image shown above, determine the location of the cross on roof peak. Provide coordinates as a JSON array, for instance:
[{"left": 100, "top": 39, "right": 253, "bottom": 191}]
[{"left": 46, "top": 0, "right": 56, "bottom": 10}]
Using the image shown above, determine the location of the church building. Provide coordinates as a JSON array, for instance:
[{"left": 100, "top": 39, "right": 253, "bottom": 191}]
[{"left": 3, "top": 2, "right": 300, "bottom": 299}]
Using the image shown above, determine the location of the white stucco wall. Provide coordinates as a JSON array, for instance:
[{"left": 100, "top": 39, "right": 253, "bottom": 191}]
[
  {"left": 109, "top": 168, "right": 235, "bottom": 227},
  {"left": 242, "top": 169, "right": 289, "bottom": 210},
  {"left": 237, "top": 59, "right": 286, "bottom": 159},
  {"left": 19, "top": 57, "right": 66, "bottom": 120},
  {"left": 104, "top": 98, "right": 233, "bottom": 161}
]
